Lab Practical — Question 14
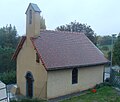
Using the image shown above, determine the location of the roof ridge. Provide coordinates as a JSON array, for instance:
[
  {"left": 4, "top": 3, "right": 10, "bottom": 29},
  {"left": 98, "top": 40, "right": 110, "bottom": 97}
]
[{"left": 40, "top": 29, "right": 83, "bottom": 35}]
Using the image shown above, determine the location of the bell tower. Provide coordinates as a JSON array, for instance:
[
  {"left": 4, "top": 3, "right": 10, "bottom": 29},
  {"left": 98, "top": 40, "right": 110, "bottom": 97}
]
[{"left": 25, "top": 3, "right": 41, "bottom": 37}]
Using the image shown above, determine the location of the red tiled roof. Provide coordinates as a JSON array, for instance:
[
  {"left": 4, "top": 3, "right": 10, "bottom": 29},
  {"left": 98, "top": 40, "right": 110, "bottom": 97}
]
[{"left": 31, "top": 30, "right": 108, "bottom": 70}]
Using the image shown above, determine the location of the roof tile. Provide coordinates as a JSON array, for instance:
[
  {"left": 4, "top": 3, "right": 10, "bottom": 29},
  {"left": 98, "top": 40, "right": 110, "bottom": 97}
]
[{"left": 32, "top": 30, "right": 108, "bottom": 70}]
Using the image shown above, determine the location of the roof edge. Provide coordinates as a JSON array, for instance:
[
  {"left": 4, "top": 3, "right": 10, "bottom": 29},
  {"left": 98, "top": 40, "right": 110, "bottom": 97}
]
[
  {"left": 41, "top": 29, "right": 84, "bottom": 35},
  {"left": 30, "top": 37, "right": 47, "bottom": 70},
  {"left": 47, "top": 61, "right": 110, "bottom": 71},
  {"left": 25, "top": 3, "right": 41, "bottom": 14},
  {"left": 12, "top": 36, "right": 26, "bottom": 60}
]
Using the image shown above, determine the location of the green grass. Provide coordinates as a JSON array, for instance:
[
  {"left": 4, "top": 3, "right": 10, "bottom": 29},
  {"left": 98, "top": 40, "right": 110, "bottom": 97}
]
[
  {"left": 61, "top": 86, "right": 120, "bottom": 102},
  {"left": 11, "top": 86, "right": 120, "bottom": 102},
  {"left": 11, "top": 98, "right": 46, "bottom": 102}
]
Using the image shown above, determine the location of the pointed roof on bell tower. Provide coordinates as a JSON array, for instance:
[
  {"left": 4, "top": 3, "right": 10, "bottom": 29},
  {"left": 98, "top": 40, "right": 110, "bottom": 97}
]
[{"left": 25, "top": 3, "right": 41, "bottom": 14}]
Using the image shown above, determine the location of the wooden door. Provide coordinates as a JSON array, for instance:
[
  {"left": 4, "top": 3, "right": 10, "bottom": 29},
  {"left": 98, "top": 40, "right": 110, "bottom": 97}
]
[
  {"left": 27, "top": 77, "right": 33, "bottom": 98},
  {"left": 26, "top": 72, "right": 34, "bottom": 98}
]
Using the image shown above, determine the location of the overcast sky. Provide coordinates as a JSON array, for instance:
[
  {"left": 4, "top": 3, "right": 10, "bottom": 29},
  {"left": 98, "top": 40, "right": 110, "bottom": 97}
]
[{"left": 0, "top": 0, "right": 120, "bottom": 36}]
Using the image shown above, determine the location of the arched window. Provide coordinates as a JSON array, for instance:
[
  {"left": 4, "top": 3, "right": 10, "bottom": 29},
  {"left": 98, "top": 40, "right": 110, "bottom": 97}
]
[
  {"left": 26, "top": 72, "right": 34, "bottom": 80},
  {"left": 72, "top": 68, "right": 78, "bottom": 84},
  {"left": 29, "top": 10, "right": 32, "bottom": 24}
]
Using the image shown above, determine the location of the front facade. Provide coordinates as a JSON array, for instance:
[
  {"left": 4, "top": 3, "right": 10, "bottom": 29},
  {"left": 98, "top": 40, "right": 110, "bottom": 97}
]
[
  {"left": 14, "top": 3, "right": 47, "bottom": 99},
  {"left": 13, "top": 3, "right": 108, "bottom": 100},
  {"left": 16, "top": 37, "right": 47, "bottom": 99}
]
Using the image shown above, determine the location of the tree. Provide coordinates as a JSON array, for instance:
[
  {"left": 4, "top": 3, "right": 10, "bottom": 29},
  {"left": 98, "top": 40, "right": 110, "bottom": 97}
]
[
  {"left": 107, "top": 51, "right": 111, "bottom": 61},
  {"left": 113, "top": 35, "right": 120, "bottom": 65},
  {"left": 101, "top": 46, "right": 109, "bottom": 51},
  {"left": 56, "top": 21, "right": 96, "bottom": 44},
  {"left": 0, "top": 24, "right": 20, "bottom": 48},
  {"left": 40, "top": 16, "right": 46, "bottom": 29},
  {"left": 0, "top": 24, "right": 20, "bottom": 73},
  {"left": 98, "top": 35, "right": 112, "bottom": 46},
  {"left": 0, "top": 46, "right": 16, "bottom": 72},
  {"left": 0, "top": 70, "right": 16, "bottom": 84}
]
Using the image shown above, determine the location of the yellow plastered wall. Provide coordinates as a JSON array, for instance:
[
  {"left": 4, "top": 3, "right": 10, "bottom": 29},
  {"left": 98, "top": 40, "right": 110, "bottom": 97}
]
[
  {"left": 17, "top": 39, "right": 47, "bottom": 99},
  {"left": 17, "top": 4, "right": 47, "bottom": 99},
  {"left": 47, "top": 65, "right": 104, "bottom": 99}
]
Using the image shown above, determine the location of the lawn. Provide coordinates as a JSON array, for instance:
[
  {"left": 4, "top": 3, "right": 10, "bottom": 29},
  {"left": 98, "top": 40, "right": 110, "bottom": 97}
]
[
  {"left": 61, "top": 86, "right": 120, "bottom": 102},
  {"left": 11, "top": 86, "right": 120, "bottom": 102}
]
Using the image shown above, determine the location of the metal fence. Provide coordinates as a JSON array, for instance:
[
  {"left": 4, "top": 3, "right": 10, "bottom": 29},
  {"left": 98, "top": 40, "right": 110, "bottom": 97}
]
[{"left": 110, "top": 69, "right": 120, "bottom": 88}]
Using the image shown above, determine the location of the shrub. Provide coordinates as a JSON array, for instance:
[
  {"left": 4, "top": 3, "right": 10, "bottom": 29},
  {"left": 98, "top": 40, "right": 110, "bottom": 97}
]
[
  {"left": 94, "top": 83, "right": 111, "bottom": 89},
  {"left": 0, "top": 70, "right": 16, "bottom": 84},
  {"left": 11, "top": 98, "right": 46, "bottom": 102}
]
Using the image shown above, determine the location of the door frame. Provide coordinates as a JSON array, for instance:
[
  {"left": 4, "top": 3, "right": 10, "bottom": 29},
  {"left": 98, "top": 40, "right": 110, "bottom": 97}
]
[{"left": 25, "top": 71, "right": 34, "bottom": 98}]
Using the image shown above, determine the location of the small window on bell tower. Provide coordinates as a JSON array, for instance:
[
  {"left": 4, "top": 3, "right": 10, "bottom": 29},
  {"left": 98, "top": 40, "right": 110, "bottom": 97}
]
[{"left": 29, "top": 10, "right": 32, "bottom": 24}]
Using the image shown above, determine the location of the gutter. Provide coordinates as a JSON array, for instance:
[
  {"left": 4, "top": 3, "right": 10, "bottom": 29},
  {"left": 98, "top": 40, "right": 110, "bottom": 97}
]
[{"left": 47, "top": 61, "right": 110, "bottom": 71}]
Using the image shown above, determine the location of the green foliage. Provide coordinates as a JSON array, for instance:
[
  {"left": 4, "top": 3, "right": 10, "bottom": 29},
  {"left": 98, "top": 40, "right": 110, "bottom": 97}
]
[
  {"left": 107, "top": 51, "right": 111, "bottom": 61},
  {"left": 113, "top": 36, "right": 120, "bottom": 65},
  {"left": 11, "top": 98, "right": 46, "bottom": 102},
  {"left": 0, "top": 46, "right": 16, "bottom": 72},
  {"left": 98, "top": 45, "right": 111, "bottom": 59},
  {"left": 0, "top": 70, "right": 16, "bottom": 84},
  {"left": 61, "top": 86, "right": 120, "bottom": 102},
  {"left": 56, "top": 21, "right": 96, "bottom": 45},
  {"left": 101, "top": 46, "right": 109, "bottom": 51},
  {"left": 94, "top": 83, "right": 111, "bottom": 89},
  {"left": 98, "top": 35, "right": 112, "bottom": 46},
  {"left": 40, "top": 16, "right": 46, "bottom": 29},
  {"left": 0, "top": 24, "right": 19, "bottom": 73},
  {"left": 0, "top": 24, "right": 20, "bottom": 49}
]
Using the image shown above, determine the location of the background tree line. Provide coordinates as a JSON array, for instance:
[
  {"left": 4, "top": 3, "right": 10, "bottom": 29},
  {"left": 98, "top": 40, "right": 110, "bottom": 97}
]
[
  {"left": 0, "top": 19, "right": 119, "bottom": 84},
  {"left": 0, "top": 16, "right": 46, "bottom": 84},
  {"left": 0, "top": 24, "right": 19, "bottom": 73},
  {"left": 0, "top": 24, "right": 19, "bottom": 84},
  {"left": 56, "top": 21, "right": 115, "bottom": 61}
]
